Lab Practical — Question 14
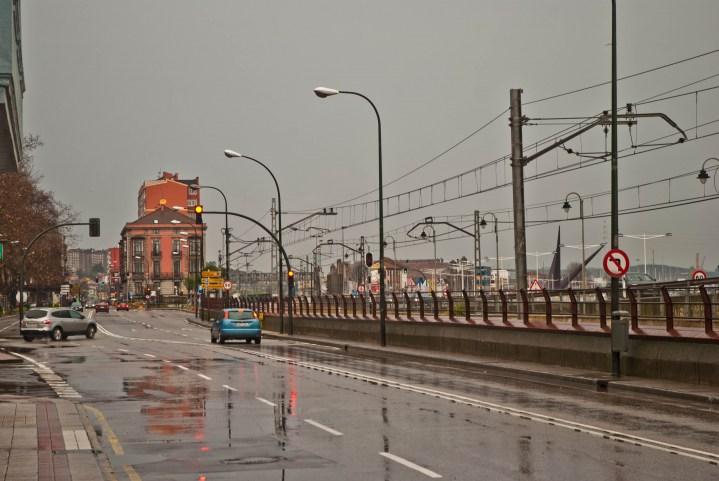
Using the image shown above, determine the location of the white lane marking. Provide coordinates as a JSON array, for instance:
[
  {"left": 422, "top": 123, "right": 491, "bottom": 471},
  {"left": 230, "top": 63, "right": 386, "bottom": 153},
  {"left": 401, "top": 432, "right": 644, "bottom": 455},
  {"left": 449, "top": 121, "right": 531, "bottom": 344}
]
[
  {"left": 75, "top": 430, "right": 92, "bottom": 450},
  {"left": 222, "top": 385, "right": 237, "bottom": 392},
  {"left": 162, "top": 360, "right": 171, "bottom": 363},
  {"left": 175, "top": 365, "right": 189, "bottom": 371},
  {"left": 255, "top": 397, "right": 276, "bottom": 407},
  {"left": 8, "top": 351, "right": 82, "bottom": 399},
  {"left": 380, "top": 452, "right": 442, "bottom": 478},
  {"left": 62, "top": 430, "right": 78, "bottom": 450},
  {"left": 0, "top": 320, "right": 18, "bottom": 332},
  {"left": 196, "top": 373, "right": 212, "bottom": 381},
  {"left": 117, "top": 348, "right": 129, "bottom": 352},
  {"left": 304, "top": 419, "right": 343, "bottom": 436},
  {"left": 237, "top": 349, "right": 719, "bottom": 466},
  {"left": 143, "top": 353, "right": 156, "bottom": 358}
]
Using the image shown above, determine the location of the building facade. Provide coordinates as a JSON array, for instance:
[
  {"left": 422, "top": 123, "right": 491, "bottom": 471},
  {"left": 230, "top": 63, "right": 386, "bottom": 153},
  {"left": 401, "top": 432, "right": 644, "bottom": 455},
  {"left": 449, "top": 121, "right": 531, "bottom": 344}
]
[
  {"left": 120, "top": 206, "right": 204, "bottom": 298},
  {"left": 137, "top": 171, "right": 200, "bottom": 218},
  {"left": 0, "top": 0, "right": 24, "bottom": 172},
  {"left": 66, "top": 248, "right": 108, "bottom": 276}
]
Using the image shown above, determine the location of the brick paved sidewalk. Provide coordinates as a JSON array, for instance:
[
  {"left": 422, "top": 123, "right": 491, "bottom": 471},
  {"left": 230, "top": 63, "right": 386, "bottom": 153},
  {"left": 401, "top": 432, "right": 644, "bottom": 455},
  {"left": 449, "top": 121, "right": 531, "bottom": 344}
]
[{"left": 0, "top": 399, "right": 104, "bottom": 481}]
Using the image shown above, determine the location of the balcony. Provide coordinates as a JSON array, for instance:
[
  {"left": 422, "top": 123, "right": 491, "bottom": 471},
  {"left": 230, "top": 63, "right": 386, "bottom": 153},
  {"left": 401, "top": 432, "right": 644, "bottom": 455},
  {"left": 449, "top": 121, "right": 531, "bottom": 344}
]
[{"left": 150, "top": 272, "right": 184, "bottom": 281}]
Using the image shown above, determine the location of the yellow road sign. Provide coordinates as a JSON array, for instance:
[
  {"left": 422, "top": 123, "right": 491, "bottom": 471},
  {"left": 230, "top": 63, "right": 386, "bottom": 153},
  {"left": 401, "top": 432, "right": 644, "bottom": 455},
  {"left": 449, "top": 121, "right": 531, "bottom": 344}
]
[{"left": 202, "top": 271, "right": 221, "bottom": 278}]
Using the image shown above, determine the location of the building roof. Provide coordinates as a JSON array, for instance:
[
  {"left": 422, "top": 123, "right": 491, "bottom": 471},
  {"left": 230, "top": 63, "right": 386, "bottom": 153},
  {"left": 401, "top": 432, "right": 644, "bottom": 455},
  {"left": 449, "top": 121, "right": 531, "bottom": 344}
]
[{"left": 122, "top": 206, "right": 202, "bottom": 232}]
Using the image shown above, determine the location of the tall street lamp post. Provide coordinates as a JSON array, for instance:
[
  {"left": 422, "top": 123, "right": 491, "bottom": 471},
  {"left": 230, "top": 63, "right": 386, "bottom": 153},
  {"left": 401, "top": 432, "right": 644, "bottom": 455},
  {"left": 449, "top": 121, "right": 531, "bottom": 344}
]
[
  {"left": 314, "top": 86, "right": 387, "bottom": 346},
  {"left": 223, "top": 150, "right": 285, "bottom": 329},
  {"left": 480, "top": 213, "right": 500, "bottom": 291},
  {"left": 562, "top": 192, "right": 586, "bottom": 288}
]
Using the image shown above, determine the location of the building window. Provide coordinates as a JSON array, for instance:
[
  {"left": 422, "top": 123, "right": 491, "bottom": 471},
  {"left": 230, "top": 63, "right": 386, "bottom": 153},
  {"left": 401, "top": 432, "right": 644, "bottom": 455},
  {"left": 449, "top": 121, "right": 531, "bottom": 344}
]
[
  {"left": 153, "top": 260, "right": 160, "bottom": 277},
  {"left": 172, "top": 239, "right": 181, "bottom": 254},
  {"left": 187, "top": 199, "right": 197, "bottom": 207},
  {"left": 153, "top": 229, "right": 160, "bottom": 235},
  {"left": 134, "top": 282, "right": 144, "bottom": 294},
  {"left": 134, "top": 259, "right": 144, "bottom": 274},
  {"left": 152, "top": 239, "right": 161, "bottom": 256},
  {"left": 132, "top": 239, "right": 144, "bottom": 257},
  {"left": 173, "top": 259, "right": 181, "bottom": 277}
]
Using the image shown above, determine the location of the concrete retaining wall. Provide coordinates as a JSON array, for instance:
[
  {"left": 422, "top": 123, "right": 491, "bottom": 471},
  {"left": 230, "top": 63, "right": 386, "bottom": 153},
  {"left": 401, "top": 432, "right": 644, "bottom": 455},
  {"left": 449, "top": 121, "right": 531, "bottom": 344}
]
[{"left": 264, "top": 315, "right": 719, "bottom": 386}]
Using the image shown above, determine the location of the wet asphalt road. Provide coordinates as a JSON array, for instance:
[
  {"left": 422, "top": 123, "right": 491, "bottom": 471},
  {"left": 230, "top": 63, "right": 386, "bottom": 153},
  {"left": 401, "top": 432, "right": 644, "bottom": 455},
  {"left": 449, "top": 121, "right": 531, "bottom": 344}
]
[{"left": 2, "top": 309, "right": 719, "bottom": 480}]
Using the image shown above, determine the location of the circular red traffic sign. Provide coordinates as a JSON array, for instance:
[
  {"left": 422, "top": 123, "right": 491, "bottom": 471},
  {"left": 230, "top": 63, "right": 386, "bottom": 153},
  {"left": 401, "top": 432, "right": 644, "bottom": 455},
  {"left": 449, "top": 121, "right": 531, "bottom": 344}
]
[
  {"left": 223, "top": 281, "right": 232, "bottom": 290},
  {"left": 603, "top": 249, "right": 630, "bottom": 278},
  {"left": 691, "top": 269, "right": 708, "bottom": 280}
]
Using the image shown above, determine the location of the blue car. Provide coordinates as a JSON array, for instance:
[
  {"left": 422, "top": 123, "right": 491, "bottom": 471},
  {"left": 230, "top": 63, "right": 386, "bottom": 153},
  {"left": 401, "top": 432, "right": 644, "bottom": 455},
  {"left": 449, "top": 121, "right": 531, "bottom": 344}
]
[{"left": 210, "top": 308, "right": 262, "bottom": 344}]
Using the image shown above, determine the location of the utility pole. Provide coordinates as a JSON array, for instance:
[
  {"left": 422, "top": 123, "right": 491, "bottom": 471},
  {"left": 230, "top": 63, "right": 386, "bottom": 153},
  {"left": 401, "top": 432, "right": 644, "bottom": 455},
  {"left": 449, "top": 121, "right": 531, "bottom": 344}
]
[
  {"left": 270, "top": 198, "right": 278, "bottom": 295},
  {"left": 510, "top": 89, "right": 528, "bottom": 299},
  {"left": 474, "top": 210, "right": 481, "bottom": 294},
  {"left": 610, "top": 0, "right": 622, "bottom": 378}
]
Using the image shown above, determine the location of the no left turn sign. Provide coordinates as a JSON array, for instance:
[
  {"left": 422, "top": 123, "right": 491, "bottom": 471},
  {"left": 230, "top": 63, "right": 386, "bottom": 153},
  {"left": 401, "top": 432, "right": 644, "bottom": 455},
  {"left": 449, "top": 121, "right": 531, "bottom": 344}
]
[{"left": 603, "top": 248, "right": 630, "bottom": 278}]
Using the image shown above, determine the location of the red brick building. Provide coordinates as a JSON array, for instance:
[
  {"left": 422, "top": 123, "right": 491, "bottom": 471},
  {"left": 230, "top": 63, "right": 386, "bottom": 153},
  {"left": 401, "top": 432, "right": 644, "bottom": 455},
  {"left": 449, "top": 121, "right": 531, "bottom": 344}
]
[
  {"left": 120, "top": 206, "right": 204, "bottom": 298},
  {"left": 137, "top": 172, "right": 200, "bottom": 218}
]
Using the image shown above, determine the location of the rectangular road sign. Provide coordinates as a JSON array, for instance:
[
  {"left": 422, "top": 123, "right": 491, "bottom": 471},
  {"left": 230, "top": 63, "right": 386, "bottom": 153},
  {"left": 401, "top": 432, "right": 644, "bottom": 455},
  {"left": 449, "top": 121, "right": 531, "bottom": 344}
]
[{"left": 202, "top": 271, "right": 221, "bottom": 278}]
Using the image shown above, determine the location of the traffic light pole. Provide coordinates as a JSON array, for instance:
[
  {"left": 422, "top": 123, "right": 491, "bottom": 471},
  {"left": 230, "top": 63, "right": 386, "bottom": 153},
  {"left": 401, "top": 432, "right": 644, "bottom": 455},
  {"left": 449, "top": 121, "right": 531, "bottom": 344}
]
[
  {"left": 18, "top": 220, "right": 100, "bottom": 321},
  {"left": 204, "top": 210, "right": 294, "bottom": 334}
]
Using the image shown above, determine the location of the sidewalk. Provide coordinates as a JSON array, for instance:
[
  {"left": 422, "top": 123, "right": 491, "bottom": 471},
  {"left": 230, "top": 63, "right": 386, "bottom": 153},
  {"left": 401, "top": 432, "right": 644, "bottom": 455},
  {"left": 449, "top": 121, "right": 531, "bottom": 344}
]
[{"left": 0, "top": 398, "right": 104, "bottom": 481}]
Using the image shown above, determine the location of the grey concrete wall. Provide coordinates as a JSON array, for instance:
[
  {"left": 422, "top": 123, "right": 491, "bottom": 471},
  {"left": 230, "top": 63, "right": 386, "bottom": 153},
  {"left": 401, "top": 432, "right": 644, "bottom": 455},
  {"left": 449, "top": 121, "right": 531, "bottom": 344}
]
[{"left": 264, "top": 315, "right": 719, "bottom": 386}]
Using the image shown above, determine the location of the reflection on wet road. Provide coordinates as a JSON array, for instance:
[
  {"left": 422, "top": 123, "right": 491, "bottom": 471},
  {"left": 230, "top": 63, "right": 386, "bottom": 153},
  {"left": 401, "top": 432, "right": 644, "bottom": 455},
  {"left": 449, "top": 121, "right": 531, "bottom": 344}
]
[{"left": 9, "top": 309, "right": 719, "bottom": 480}]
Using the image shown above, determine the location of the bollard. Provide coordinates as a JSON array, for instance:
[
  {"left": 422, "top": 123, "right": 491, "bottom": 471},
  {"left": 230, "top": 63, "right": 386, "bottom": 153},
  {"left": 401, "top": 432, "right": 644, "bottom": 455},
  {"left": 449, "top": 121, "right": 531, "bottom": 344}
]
[
  {"left": 342, "top": 295, "right": 348, "bottom": 318},
  {"left": 417, "top": 292, "right": 425, "bottom": 321},
  {"left": 660, "top": 286, "right": 674, "bottom": 331},
  {"left": 611, "top": 310, "right": 629, "bottom": 377},
  {"left": 311, "top": 296, "right": 318, "bottom": 317},
  {"left": 479, "top": 289, "right": 489, "bottom": 323},
  {"left": 541, "top": 288, "right": 552, "bottom": 325},
  {"left": 626, "top": 288, "right": 639, "bottom": 330},
  {"left": 430, "top": 290, "right": 439, "bottom": 320},
  {"left": 519, "top": 289, "right": 529, "bottom": 324},
  {"left": 567, "top": 288, "right": 578, "bottom": 328},
  {"left": 392, "top": 292, "right": 400, "bottom": 319},
  {"left": 351, "top": 295, "right": 357, "bottom": 318},
  {"left": 699, "top": 285, "right": 713, "bottom": 334},
  {"left": 359, "top": 294, "right": 367, "bottom": 318},
  {"left": 403, "top": 291, "right": 412, "bottom": 319},
  {"left": 447, "top": 291, "right": 455, "bottom": 321},
  {"left": 461, "top": 290, "right": 470, "bottom": 321},
  {"left": 332, "top": 295, "right": 340, "bottom": 317},
  {"left": 595, "top": 288, "right": 607, "bottom": 329},
  {"left": 498, "top": 289, "right": 508, "bottom": 324}
]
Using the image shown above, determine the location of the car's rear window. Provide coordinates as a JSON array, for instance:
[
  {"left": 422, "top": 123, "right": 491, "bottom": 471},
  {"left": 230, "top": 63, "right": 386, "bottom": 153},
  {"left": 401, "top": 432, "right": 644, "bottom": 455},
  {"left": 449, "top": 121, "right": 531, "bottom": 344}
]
[
  {"left": 25, "top": 310, "right": 47, "bottom": 319},
  {"left": 228, "top": 311, "right": 254, "bottom": 320}
]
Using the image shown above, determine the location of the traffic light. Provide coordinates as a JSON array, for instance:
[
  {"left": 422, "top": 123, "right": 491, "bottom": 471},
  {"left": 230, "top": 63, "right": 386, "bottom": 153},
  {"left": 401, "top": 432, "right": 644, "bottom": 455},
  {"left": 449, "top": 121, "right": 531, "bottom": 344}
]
[
  {"left": 89, "top": 218, "right": 101, "bottom": 237},
  {"left": 194, "top": 205, "right": 203, "bottom": 224},
  {"left": 287, "top": 270, "right": 295, "bottom": 293},
  {"left": 365, "top": 252, "right": 373, "bottom": 267}
]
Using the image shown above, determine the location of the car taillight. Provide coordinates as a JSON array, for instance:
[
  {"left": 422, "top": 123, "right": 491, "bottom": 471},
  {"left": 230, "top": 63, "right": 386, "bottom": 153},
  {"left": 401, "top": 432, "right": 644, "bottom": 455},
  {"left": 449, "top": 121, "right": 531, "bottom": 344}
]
[{"left": 43, "top": 320, "right": 51, "bottom": 325}]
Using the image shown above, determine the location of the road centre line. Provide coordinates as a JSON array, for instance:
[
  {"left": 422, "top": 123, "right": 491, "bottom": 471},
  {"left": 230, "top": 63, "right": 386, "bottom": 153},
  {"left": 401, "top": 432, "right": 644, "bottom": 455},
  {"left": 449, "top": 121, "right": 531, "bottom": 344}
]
[
  {"left": 175, "top": 365, "right": 189, "bottom": 371},
  {"left": 222, "top": 384, "right": 237, "bottom": 392},
  {"left": 304, "top": 419, "right": 343, "bottom": 436},
  {"left": 117, "top": 348, "right": 128, "bottom": 352},
  {"left": 255, "top": 397, "right": 276, "bottom": 407},
  {"left": 143, "top": 353, "right": 156, "bottom": 358},
  {"left": 196, "top": 373, "right": 212, "bottom": 380},
  {"left": 237, "top": 349, "right": 719, "bottom": 466},
  {"left": 380, "top": 452, "right": 442, "bottom": 478}
]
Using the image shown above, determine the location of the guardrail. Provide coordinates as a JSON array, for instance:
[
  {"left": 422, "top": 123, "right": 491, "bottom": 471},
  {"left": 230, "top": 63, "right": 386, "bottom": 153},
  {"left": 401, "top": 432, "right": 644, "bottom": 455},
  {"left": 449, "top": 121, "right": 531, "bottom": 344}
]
[{"left": 226, "top": 277, "right": 719, "bottom": 338}]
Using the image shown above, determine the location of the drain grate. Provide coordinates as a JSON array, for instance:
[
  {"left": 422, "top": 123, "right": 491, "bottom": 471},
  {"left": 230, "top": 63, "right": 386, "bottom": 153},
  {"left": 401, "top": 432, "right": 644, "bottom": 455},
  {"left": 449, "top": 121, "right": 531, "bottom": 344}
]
[{"left": 221, "top": 456, "right": 283, "bottom": 465}]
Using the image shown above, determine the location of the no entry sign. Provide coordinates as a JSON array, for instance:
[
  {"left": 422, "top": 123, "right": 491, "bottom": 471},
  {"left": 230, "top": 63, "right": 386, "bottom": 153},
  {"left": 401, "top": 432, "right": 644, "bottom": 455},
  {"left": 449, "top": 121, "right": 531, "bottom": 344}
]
[{"left": 603, "top": 249, "right": 630, "bottom": 278}]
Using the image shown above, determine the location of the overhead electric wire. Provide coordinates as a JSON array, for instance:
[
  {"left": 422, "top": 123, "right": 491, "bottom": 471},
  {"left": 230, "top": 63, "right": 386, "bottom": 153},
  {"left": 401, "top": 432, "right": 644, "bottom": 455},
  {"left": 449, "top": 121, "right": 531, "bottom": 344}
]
[{"left": 523, "top": 47, "right": 719, "bottom": 106}]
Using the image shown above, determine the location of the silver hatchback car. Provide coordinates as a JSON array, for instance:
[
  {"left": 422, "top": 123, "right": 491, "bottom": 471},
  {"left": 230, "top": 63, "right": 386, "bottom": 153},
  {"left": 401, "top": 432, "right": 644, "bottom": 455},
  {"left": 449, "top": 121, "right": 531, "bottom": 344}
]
[{"left": 20, "top": 307, "right": 98, "bottom": 342}]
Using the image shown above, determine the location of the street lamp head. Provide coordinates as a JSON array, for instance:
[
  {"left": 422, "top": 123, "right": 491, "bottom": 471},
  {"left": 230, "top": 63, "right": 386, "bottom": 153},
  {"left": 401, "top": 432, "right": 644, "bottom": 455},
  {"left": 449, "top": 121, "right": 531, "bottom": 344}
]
[
  {"left": 314, "top": 87, "right": 340, "bottom": 98},
  {"left": 189, "top": 183, "right": 200, "bottom": 189},
  {"left": 479, "top": 218, "right": 487, "bottom": 228},
  {"left": 420, "top": 231, "right": 427, "bottom": 239},
  {"left": 697, "top": 168, "right": 710, "bottom": 184},
  {"left": 224, "top": 149, "right": 242, "bottom": 159},
  {"left": 562, "top": 201, "right": 572, "bottom": 213},
  {"left": 665, "top": 233, "right": 672, "bottom": 237}
]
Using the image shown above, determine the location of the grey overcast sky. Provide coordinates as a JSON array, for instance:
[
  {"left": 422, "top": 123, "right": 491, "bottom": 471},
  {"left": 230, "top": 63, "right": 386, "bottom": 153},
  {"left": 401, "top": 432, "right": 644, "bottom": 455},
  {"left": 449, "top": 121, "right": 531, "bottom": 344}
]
[{"left": 21, "top": 1, "right": 719, "bottom": 273}]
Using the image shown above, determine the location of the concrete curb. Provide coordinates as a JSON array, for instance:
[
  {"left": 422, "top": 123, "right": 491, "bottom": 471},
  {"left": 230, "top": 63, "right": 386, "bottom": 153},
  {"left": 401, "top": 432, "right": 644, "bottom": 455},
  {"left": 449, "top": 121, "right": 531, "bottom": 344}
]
[{"left": 261, "top": 331, "right": 719, "bottom": 405}]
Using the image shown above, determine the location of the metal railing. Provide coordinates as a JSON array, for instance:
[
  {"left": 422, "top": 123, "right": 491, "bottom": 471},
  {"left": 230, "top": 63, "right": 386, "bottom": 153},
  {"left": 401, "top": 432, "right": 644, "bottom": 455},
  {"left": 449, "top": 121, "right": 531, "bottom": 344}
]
[{"left": 232, "top": 277, "right": 719, "bottom": 337}]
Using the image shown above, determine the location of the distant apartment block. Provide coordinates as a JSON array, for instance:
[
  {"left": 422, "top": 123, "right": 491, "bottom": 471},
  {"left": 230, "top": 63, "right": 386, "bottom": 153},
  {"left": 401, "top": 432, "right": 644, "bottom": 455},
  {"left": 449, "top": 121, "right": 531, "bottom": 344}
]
[{"left": 0, "top": 0, "right": 25, "bottom": 172}]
